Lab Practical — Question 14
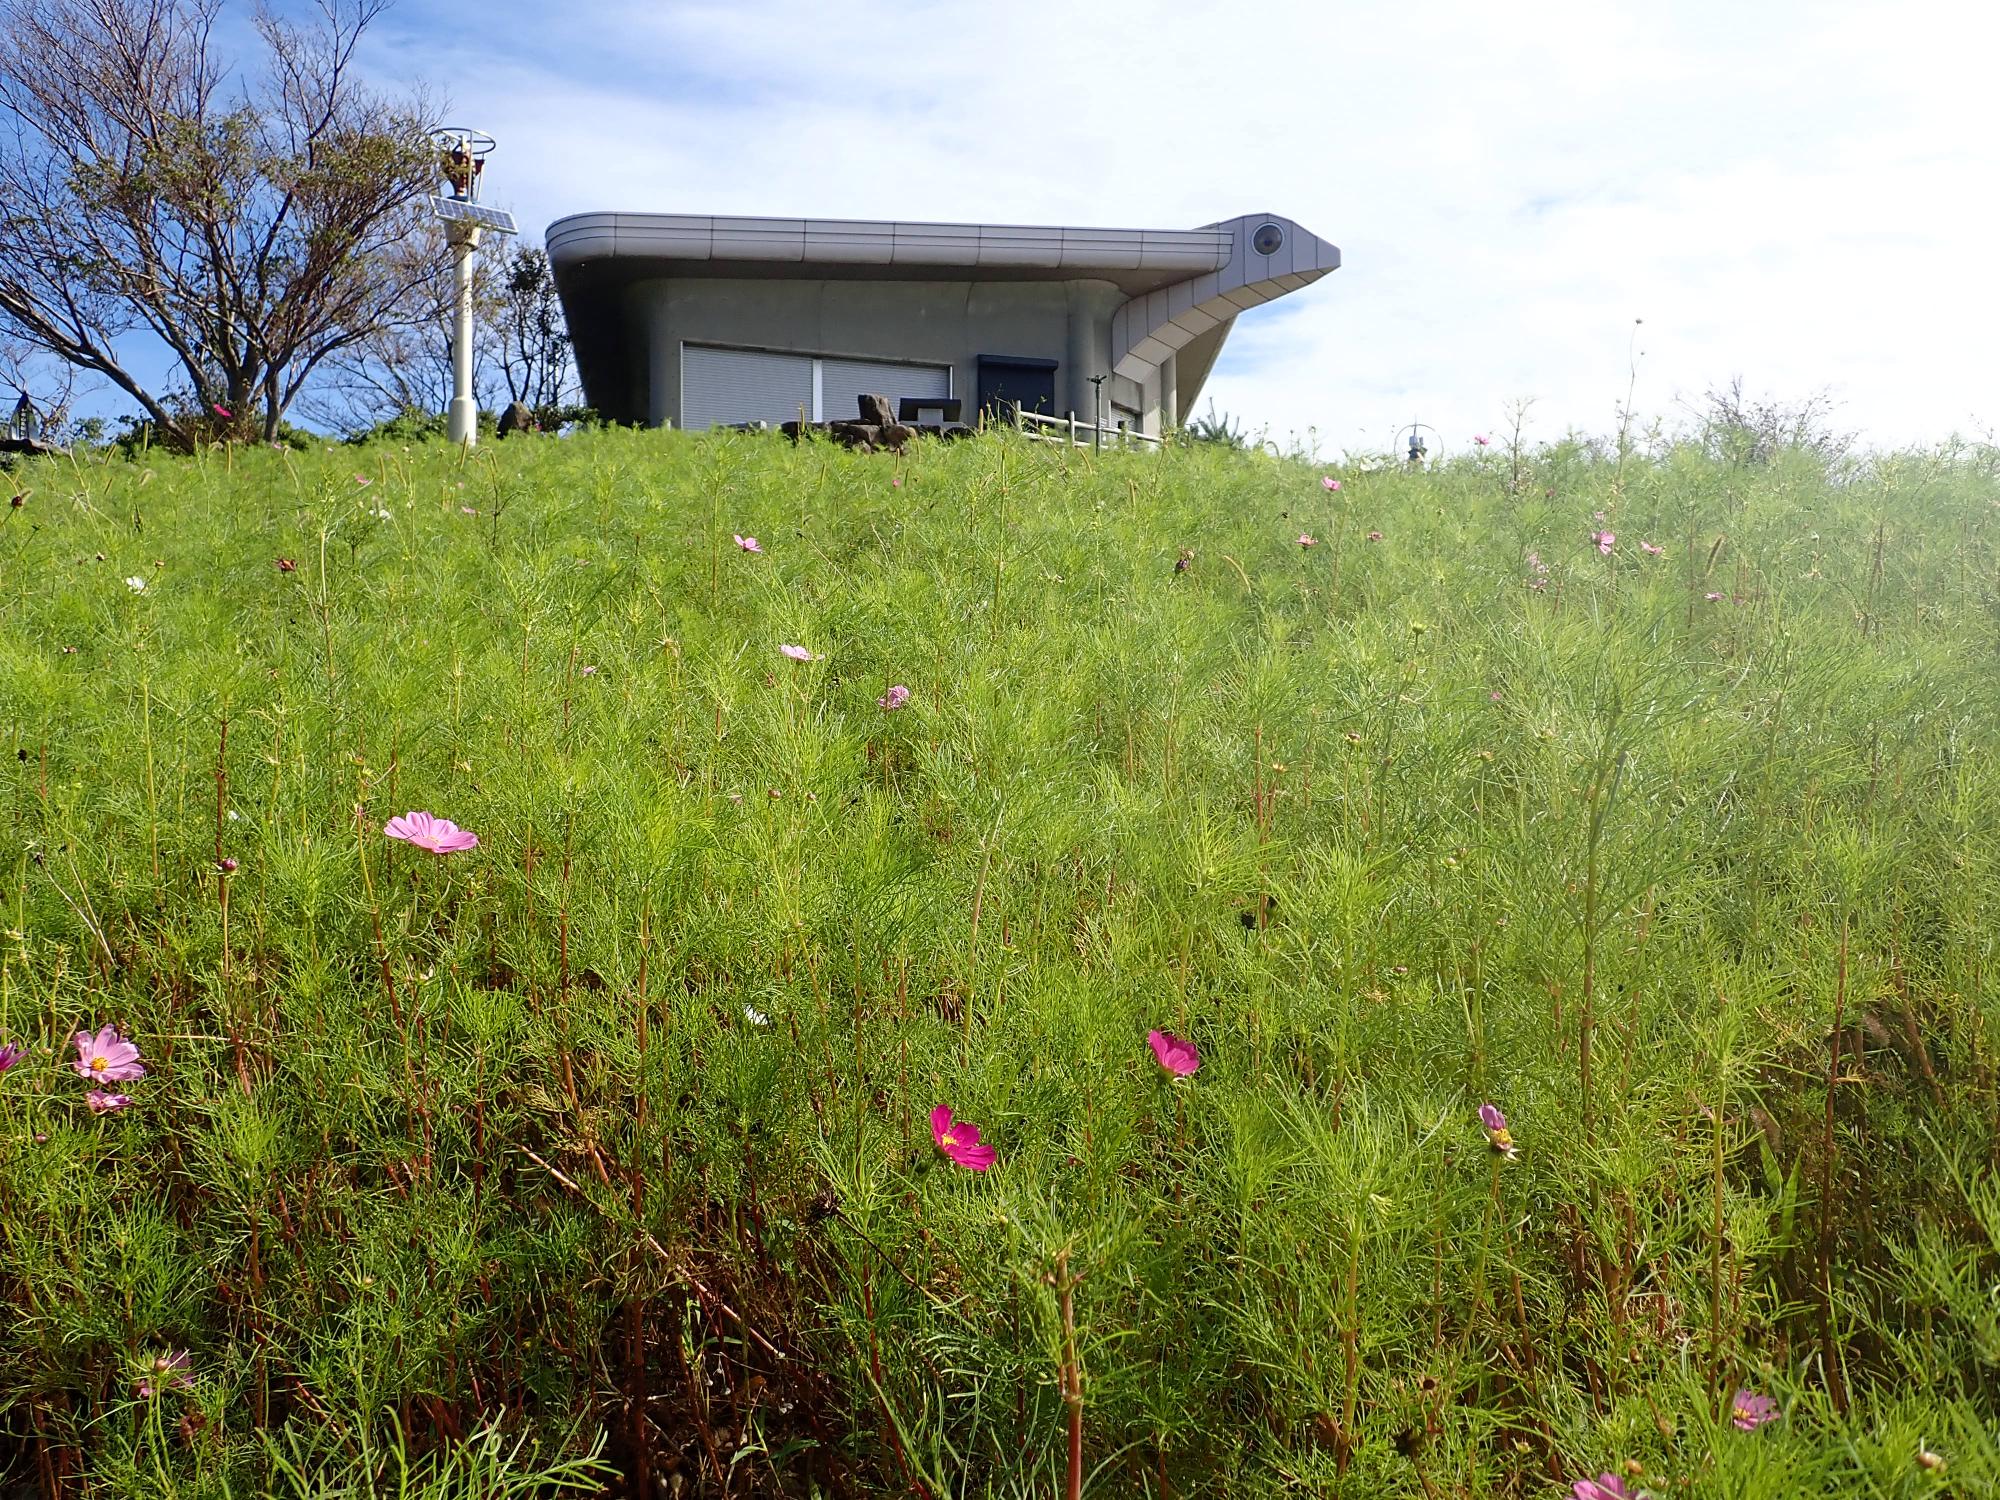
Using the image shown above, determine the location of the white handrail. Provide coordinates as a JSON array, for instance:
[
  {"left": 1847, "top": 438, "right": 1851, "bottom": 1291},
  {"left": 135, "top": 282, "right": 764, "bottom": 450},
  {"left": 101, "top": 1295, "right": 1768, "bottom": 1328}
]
[{"left": 1010, "top": 406, "right": 1164, "bottom": 450}]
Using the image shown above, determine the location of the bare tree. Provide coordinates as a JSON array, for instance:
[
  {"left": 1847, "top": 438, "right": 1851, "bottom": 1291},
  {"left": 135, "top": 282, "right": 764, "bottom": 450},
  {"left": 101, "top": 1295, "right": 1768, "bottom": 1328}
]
[
  {"left": 300, "top": 217, "right": 504, "bottom": 431},
  {"left": 0, "top": 0, "right": 439, "bottom": 448},
  {"left": 496, "top": 244, "right": 574, "bottom": 420}
]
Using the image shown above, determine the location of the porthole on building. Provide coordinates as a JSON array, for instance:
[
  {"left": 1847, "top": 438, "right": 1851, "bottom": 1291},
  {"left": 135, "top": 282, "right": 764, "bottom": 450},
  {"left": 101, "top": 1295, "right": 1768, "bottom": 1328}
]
[{"left": 547, "top": 211, "right": 1341, "bottom": 437}]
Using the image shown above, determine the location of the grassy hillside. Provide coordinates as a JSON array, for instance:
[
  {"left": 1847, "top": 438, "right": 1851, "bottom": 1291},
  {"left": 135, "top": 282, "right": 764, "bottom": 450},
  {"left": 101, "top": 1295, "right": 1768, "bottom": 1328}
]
[{"left": 1, "top": 428, "right": 1997, "bottom": 1498}]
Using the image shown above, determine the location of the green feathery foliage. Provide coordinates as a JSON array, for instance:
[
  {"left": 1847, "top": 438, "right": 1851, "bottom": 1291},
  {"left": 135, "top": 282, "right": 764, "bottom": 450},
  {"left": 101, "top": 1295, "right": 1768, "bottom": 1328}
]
[{"left": 0, "top": 427, "right": 1996, "bottom": 1497}]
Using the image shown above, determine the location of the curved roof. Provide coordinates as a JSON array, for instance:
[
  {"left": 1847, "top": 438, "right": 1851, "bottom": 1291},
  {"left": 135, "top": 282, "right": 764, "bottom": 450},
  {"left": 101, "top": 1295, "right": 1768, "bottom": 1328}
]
[
  {"left": 1111, "top": 212, "right": 1341, "bottom": 381},
  {"left": 546, "top": 211, "right": 1244, "bottom": 296}
]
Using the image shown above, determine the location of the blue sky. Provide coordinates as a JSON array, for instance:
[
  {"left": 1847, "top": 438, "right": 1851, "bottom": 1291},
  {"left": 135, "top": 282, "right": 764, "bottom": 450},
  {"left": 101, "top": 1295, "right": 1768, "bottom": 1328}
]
[{"left": 60, "top": 1, "right": 2000, "bottom": 455}]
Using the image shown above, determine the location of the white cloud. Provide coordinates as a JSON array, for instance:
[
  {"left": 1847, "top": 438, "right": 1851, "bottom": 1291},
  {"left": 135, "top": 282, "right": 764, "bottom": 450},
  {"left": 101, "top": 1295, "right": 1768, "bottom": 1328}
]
[{"left": 388, "top": 0, "right": 1999, "bottom": 455}]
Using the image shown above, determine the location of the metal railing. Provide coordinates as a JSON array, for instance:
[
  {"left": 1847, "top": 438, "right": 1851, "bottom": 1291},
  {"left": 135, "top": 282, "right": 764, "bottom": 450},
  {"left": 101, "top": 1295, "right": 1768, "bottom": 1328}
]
[{"left": 1011, "top": 407, "right": 1164, "bottom": 451}]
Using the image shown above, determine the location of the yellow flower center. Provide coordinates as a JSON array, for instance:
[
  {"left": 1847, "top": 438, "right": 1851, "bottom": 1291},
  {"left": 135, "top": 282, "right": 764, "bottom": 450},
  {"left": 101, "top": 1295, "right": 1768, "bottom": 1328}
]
[
  {"left": 92, "top": 1056, "right": 108, "bottom": 1072},
  {"left": 941, "top": 1132, "right": 957, "bottom": 1147}
]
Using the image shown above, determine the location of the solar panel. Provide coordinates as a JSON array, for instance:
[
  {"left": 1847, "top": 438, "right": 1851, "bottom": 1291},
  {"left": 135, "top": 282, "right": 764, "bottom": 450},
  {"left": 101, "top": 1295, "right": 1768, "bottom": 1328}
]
[{"left": 428, "top": 196, "right": 518, "bottom": 236}]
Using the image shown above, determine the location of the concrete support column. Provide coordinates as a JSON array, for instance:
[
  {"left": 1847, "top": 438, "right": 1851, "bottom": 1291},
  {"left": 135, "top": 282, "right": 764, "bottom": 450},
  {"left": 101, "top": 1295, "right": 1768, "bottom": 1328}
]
[
  {"left": 1139, "top": 368, "right": 1162, "bottom": 438},
  {"left": 1158, "top": 350, "right": 1178, "bottom": 436},
  {"left": 645, "top": 283, "right": 679, "bottom": 428},
  {"left": 1064, "top": 281, "right": 1125, "bottom": 420}
]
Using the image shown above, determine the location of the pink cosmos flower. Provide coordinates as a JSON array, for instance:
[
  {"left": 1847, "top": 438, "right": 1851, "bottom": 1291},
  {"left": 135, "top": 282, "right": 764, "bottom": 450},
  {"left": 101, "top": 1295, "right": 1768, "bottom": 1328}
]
[
  {"left": 1147, "top": 1029, "right": 1200, "bottom": 1076},
  {"left": 734, "top": 534, "right": 763, "bottom": 554},
  {"left": 878, "top": 684, "right": 911, "bottom": 710},
  {"left": 1732, "top": 1390, "right": 1779, "bottom": 1431},
  {"left": 1489, "top": 690, "right": 1504, "bottom": 703},
  {"left": 1572, "top": 1477, "right": 1631, "bottom": 1500},
  {"left": 1472, "top": 433, "right": 1490, "bottom": 447},
  {"left": 580, "top": 665, "right": 598, "bottom": 676},
  {"left": 136, "top": 1351, "right": 193, "bottom": 1398},
  {"left": 460, "top": 505, "right": 478, "bottom": 515},
  {"left": 1478, "top": 1102, "right": 1517, "bottom": 1159},
  {"left": 275, "top": 557, "right": 296, "bottom": 573},
  {"left": 779, "top": 644, "right": 819, "bottom": 662},
  {"left": 212, "top": 404, "right": 231, "bottom": 420},
  {"left": 1592, "top": 530, "right": 1615, "bottom": 555},
  {"left": 1366, "top": 529, "right": 1383, "bottom": 542},
  {"left": 87, "top": 1090, "right": 135, "bottom": 1114},
  {"left": 1321, "top": 475, "right": 1341, "bottom": 491},
  {"left": 383, "top": 810, "right": 479, "bottom": 854},
  {"left": 930, "top": 1105, "right": 998, "bottom": 1172},
  {"left": 1705, "top": 591, "right": 1724, "bottom": 602},
  {"left": 73, "top": 1026, "right": 145, "bottom": 1084},
  {"left": 1640, "top": 540, "right": 1663, "bottom": 557},
  {"left": 353, "top": 473, "right": 372, "bottom": 487},
  {"left": 0, "top": 1040, "right": 23, "bottom": 1072},
  {"left": 892, "top": 476, "right": 903, "bottom": 488},
  {"left": 1297, "top": 533, "right": 1317, "bottom": 548}
]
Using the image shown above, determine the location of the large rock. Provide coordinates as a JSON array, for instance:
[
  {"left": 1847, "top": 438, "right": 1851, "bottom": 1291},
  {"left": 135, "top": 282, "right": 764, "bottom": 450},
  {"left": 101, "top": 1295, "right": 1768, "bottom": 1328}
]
[
  {"left": 876, "top": 423, "right": 915, "bottom": 452},
  {"left": 827, "top": 422, "right": 880, "bottom": 451},
  {"left": 497, "top": 401, "right": 538, "bottom": 437},
  {"left": 855, "top": 393, "right": 895, "bottom": 427}
]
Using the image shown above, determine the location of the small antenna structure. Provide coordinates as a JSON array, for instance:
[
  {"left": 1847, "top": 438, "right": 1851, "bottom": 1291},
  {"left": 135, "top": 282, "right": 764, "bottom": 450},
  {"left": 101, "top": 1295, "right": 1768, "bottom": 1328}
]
[{"left": 1397, "top": 420, "right": 1439, "bottom": 466}]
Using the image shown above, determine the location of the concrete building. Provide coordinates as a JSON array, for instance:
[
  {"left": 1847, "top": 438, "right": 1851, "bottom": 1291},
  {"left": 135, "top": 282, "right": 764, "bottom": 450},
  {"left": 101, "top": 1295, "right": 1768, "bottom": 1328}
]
[{"left": 546, "top": 210, "right": 1340, "bottom": 437}]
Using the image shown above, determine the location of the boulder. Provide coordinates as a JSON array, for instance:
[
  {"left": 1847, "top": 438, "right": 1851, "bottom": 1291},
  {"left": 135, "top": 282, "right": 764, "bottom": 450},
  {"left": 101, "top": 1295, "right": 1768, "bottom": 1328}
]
[
  {"left": 827, "top": 422, "right": 880, "bottom": 451},
  {"left": 855, "top": 393, "right": 895, "bottom": 427},
  {"left": 497, "top": 401, "right": 538, "bottom": 437},
  {"left": 876, "top": 423, "right": 915, "bottom": 452}
]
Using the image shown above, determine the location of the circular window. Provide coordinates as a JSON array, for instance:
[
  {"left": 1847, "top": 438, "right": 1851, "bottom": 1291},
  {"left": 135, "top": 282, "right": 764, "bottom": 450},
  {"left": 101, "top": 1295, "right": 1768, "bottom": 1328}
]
[{"left": 1251, "top": 222, "right": 1285, "bottom": 256}]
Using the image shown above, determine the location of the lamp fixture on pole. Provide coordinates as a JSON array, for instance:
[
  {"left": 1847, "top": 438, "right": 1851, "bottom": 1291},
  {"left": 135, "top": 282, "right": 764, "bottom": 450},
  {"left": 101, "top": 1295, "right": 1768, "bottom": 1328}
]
[{"left": 427, "top": 128, "right": 516, "bottom": 447}]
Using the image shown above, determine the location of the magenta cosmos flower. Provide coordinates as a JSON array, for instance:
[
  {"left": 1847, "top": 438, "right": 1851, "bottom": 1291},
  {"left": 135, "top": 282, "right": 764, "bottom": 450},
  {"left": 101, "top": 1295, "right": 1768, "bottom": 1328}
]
[
  {"left": 383, "top": 811, "right": 479, "bottom": 854},
  {"left": 734, "top": 534, "right": 763, "bottom": 554},
  {"left": 212, "top": 404, "right": 231, "bottom": 420},
  {"left": 0, "top": 1040, "right": 22, "bottom": 1073},
  {"left": 1591, "top": 530, "right": 1615, "bottom": 555},
  {"left": 136, "top": 1351, "right": 193, "bottom": 1398},
  {"left": 779, "top": 644, "right": 820, "bottom": 662},
  {"left": 1472, "top": 433, "right": 1490, "bottom": 447},
  {"left": 1366, "top": 529, "right": 1383, "bottom": 542},
  {"left": 1478, "top": 1102, "right": 1517, "bottom": 1159},
  {"left": 73, "top": 1026, "right": 145, "bottom": 1084},
  {"left": 1147, "top": 1029, "right": 1200, "bottom": 1077},
  {"left": 930, "top": 1105, "right": 998, "bottom": 1171},
  {"left": 87, "top": 1090, "right": 135, "bottom": 1114},
  {"left": 1572, "top": 1476, "right": 1631, "bottom": 1500},
  {"left": 878, "top": 684, "right": 910, "bottom": 710},
  {"left": 1732, "top": 1390, "right": 1779, "bottom": 1431},
  {"left": 1297, "top": 533, "right": 1317, "bottom": 548},
  {"left": 1321, "top": 475, "right": 1341, "bottom": 491}
]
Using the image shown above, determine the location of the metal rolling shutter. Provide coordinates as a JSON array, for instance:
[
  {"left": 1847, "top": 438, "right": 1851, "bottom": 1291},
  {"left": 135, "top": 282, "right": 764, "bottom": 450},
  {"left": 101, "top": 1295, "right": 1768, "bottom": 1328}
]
[
  {"left": 819, "top": 357, "right": 949, "bottom": 423},
  {"left": 682, "top": 345, "right": 813, "bottom": 430}
]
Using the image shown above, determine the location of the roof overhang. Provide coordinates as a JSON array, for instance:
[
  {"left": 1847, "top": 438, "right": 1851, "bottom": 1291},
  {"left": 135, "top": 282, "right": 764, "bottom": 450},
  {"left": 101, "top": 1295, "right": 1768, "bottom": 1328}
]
[{"left": 546, "top": 212, "right": 1238, "bottom": 296}]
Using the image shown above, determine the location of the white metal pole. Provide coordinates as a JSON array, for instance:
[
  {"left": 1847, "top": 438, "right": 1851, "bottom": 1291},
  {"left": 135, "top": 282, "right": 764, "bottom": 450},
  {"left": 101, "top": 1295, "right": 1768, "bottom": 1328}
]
[{"left": 447, "top": 224, "right": 481, "bottom": 445}]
